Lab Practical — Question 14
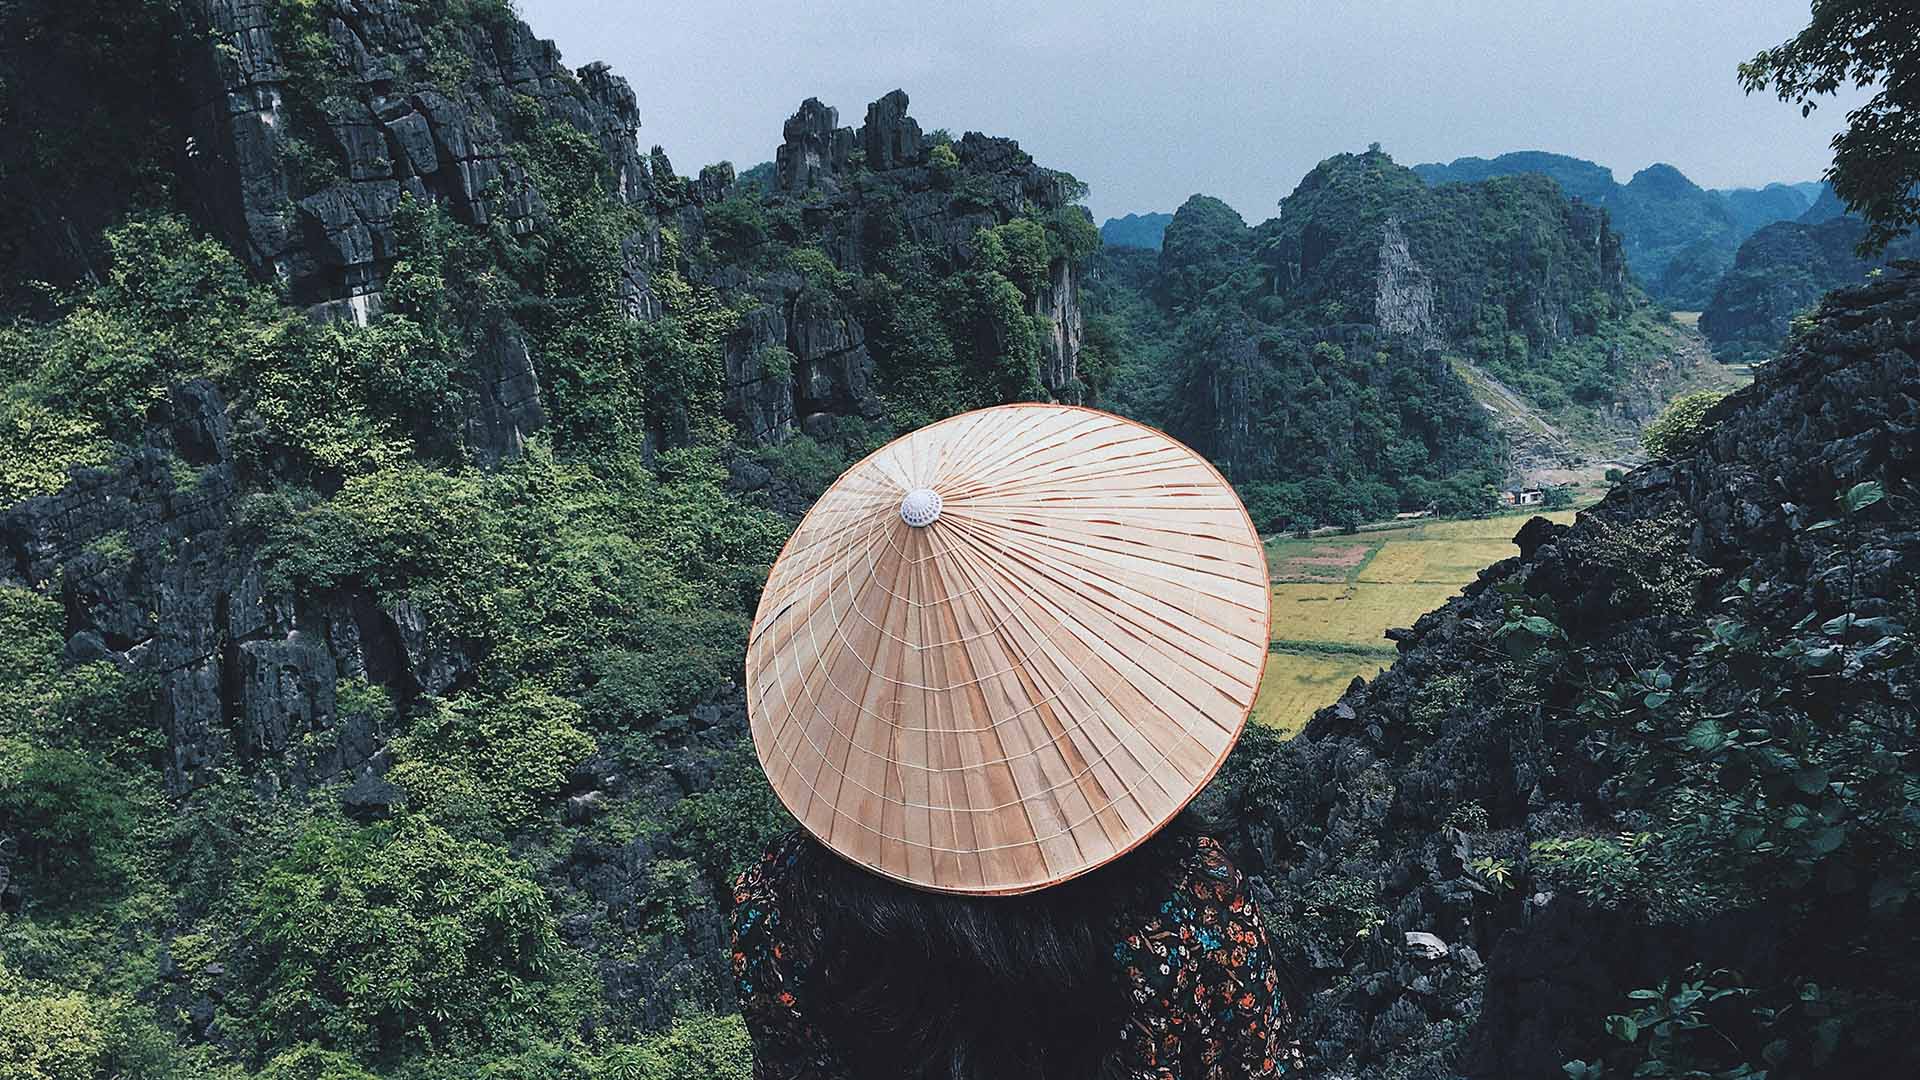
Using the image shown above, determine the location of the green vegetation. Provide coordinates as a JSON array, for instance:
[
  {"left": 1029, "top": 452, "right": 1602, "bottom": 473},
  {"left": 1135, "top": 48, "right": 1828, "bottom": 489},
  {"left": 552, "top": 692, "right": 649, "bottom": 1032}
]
[
  {"left": 0, "top": 9, "right": 1106, "bottom": 1077},
  {"left": 1641, "top": 388, "right": 1728, "bottom": 458},
  {"left": 0, "top": 18, "right": 801, "bottom": 1071},
  {"left": 1253, "top": 509, "right": 1581, "bottom": 731},
  {"left": 854, "top": 196, "right": 1093, "bottom": 430},
  {"left": 1088, "top": 148, "right": 1674, "bottom": 530},
  {"left": 1700, "top": 215, "right": 1920, "bottom": 362},
  {"left": 1741, "top": 0, "right": 1920, "bottom": 255}
]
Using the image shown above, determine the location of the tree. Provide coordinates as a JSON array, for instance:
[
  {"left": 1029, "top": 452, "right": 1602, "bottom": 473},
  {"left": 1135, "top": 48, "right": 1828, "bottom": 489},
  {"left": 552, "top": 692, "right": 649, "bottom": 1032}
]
[{"left": 1740, "top": 0, "right": 1920, "bottom": 253}]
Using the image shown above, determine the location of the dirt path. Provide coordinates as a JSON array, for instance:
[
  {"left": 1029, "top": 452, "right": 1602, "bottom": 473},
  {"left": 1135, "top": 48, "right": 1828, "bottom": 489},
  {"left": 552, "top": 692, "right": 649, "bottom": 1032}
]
[{"left": 1451, "top": 318, "right": 1752, "bottom": 496}]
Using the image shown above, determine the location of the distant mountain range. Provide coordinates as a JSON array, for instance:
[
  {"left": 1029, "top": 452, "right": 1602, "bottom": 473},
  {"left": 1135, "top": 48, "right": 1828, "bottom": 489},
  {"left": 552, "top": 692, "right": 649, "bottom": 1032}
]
[
  {"left": 1098, "top": 211, "right": 1173, "bottom": 250},
  {"left": 1102, "top": 153, "right": 1824, "bottom": 312},
  {"left": 1087, "top": 147, "right": 1725, "bottom": 527},
  {"left": 1410, "top": 154, "right": 1820, "bottom": 310}
]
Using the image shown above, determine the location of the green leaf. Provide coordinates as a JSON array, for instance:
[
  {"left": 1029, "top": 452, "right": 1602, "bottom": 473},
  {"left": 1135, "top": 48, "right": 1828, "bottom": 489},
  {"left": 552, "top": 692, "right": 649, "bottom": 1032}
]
[
  {"left": 1521, "top": 615, "right": 1559, "bottom": 637},
  {"left": 1605, "top": 1014, "right": 1639, "bottom": 1043},
  {"left": 1844, "top": 480, "right": 1885, "bottom": 513},
  {"left": 1805, "top": 518, "right": 1840, "bottom": 531},
  {"left": 1643, "top": 691, "right": 1671, "bottom": 710},
  {"left": 1806, "top": 826, "right": 1846, "bottom": 855},
  {"left": 1792, "top": 767, "right": 1830, "bottom": 794},
  {"left": 1799, "top": 647, "right": 1843, "bottom": 673},
  {"left": 1686, "top": 719, "right": 1725, "bottom": 751}
]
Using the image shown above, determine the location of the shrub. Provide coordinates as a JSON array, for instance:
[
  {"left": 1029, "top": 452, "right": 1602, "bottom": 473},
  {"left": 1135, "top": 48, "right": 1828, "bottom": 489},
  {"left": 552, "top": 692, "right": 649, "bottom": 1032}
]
[
  {"left": 754, "top": 344, "right": 795, "bottom": 381},
  {"left": 0, "top": 739, "right": 137, "bottom": 896},
  {"left": 245, "top": 817, "right": 564, "bottom": 1053},
  {"left": 258, "top": 1044, "right": 381, "bottom": 1080},
  {"left": 0, "top": 971, "right": 112, "bottom": 1080},
  {"left": 388, "top": 686, "right": 593, "bottom": 831},
  {"left": 1641, "top": 389, "right": 1728, "bottom": 459},
  {"left": 703, "top": 195, "right": 769, "bottom": 254},
  {"left": 595, "top": 1013, "right": 755, "bottom": 1080}
]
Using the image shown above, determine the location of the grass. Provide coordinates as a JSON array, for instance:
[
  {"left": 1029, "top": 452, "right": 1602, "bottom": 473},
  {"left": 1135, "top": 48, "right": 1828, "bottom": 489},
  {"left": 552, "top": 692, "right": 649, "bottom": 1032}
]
[
  {"left": 1250, "top": 508, "right": 1580, "bottom": 733},
  {"left": 1254, "top": 652, "right": 1390, "bottom": 736},
  {"left": 1270, "top": 582, "right": 1465, "bottom": 646}
]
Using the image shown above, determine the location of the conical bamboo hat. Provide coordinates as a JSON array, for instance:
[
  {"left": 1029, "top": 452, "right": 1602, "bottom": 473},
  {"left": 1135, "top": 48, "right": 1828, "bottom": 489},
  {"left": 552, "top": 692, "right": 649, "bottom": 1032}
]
[{"left": 746, "top": 404, "right": 1272, "bottom": 895}]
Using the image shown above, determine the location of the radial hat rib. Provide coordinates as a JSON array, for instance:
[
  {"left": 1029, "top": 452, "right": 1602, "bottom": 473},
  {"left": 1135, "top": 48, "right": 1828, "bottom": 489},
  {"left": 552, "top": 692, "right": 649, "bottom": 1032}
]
[{"left": 746, "top": 403, "right": 1271, "bottom": 895}]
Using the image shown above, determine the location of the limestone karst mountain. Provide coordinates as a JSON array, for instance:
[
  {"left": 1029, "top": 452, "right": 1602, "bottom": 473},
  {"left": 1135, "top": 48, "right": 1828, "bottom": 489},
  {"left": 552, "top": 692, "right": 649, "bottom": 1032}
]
[
  {"left": 1088, "top": 148, "right": 1725, "bottom": 528},
  {"left": 1702, "top": 211, "right": 1920, "bottom": 362},
  {"left": 1, "top": 2, "right": 1914, "bottom": 1079},
  {"left": 1202, "top": 262, "right": 1920, "bottom": 1077},
  {"left": 1414, "top": 152, "right": 1816, "bottom": 309}
]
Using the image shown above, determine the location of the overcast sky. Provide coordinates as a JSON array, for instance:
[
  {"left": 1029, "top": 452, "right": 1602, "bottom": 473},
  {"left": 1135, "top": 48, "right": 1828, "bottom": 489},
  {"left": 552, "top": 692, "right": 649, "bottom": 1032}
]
[{"left": 516, "top": 0, "right": 1867, "bottom": 224}]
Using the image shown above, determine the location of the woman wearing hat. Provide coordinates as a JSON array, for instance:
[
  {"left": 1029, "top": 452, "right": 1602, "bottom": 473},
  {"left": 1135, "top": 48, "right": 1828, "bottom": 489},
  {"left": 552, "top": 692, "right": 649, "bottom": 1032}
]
[{"left": 730, "top": 404, "right": 1292, "bottom": 1079}]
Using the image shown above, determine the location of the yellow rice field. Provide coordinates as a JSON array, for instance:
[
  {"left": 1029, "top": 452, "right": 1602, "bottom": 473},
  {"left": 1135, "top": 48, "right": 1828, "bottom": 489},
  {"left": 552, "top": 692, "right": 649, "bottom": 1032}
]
[
  {"left": 1252, "top": 652, "right": 1390, "bottom": 737},
  {"left": 1269, "top": 582, "right": 1465, "bottom": 646},
  {"left": 1249, "top": 509, "right": 1579, "bottom": 733}
]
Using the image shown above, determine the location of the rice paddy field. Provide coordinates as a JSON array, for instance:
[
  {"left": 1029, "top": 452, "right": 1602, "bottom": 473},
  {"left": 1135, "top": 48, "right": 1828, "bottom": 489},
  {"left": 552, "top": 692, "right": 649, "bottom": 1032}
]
[{"left": 1253, "top": 509, "right": 1580, "bottom": 735}]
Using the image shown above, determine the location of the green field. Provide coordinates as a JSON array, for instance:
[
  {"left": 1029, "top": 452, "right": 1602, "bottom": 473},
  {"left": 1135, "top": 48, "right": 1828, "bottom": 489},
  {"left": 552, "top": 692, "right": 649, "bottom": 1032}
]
[{"left": 1254, "top": 509, "right": 1579, "bottom": 734}]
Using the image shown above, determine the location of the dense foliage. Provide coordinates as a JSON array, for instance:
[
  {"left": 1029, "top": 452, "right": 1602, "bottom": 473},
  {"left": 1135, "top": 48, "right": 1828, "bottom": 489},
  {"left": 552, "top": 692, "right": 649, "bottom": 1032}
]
[
  {"left": 1741, "top": 0, "right": 1920, "bottom": 255},
  {"left": 0, "top": 203, "right": 786, "bottom": 1078},
  {"left": 1700, "top": 215, "right": 1920, "bottom": 363},
  {"left": 0, "top": 5, "right": 1109, "bottom": 1079},
  {"left": 1096, "top": 211, "right": 1172, "bottom": 251},
  {"left": 1640, "top": 389, "right": 1729, "bottom": 459},
  {"left": 1412, "top": 153, "right": 1815, "bottom": 309},
  {"left": 5, "top": 3, "right": 1913, "bottom": 1080},
  {"left": 1198, "top": 266, "right": 1920, "bottom": 1076},
  {"left": 1086, "top": 148, "right": 1686, "bottom": 530}
]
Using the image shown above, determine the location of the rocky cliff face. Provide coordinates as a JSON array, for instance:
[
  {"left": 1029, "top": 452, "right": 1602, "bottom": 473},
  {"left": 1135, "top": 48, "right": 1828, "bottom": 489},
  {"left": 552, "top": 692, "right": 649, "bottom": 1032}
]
[
  {"left": 1116, "top": 153, "right": 1675, "bottom": 505},
  {"left": 1258, "top": 152, "right": 1636, "bottom": 349},
  {"left": 181, "top": 0, "right": 647, "bottom": 315},
  {"left": 683, "top": 92, "right": 1089, "bottom": 446},
  {"left": 1203, "top": 263, "right": 1920, "bottom": 1077},
  {"left": 0, "top": 380, "right": 468, "bottom": 797},
  {"left": 167, "top": 5, "right": 1084, "bottom": 451},
  {"left": 1, "top": 3, "right": 1097, "bottom": 1046},
  {"left": 1412, "top": 152, "right": 1816, "bottom": 310},
  {"left": 1701, "top": 217, "right": 1920, "bottom": 363}
]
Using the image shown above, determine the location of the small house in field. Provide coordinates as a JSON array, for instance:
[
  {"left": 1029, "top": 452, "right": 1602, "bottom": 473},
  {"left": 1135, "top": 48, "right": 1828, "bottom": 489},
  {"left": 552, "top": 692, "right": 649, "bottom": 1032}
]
[{"left": 1505, "top": 489, "right": 1545, "bottom": 506}]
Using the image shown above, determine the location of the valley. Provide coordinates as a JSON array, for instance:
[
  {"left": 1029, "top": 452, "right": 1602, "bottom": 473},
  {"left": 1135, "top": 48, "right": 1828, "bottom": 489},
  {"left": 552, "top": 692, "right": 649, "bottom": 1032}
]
[
  {"left": 0, "top": 2, "right": 1913, "bottom": 1079},
  {"left": 1254, "top": 509, "right": 1580, "bottom": 733}
]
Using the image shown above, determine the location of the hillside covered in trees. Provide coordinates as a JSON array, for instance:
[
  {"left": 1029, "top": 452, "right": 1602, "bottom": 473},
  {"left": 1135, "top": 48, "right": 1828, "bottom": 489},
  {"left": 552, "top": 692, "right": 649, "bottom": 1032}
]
[
  {"left": 3, "top": 2, "right": 1914, "bottom": 1080},
  {"left": 1087, "top": 148, "right": 1720, "bottom": 530},
  {"left": 1414, "top": 152, "right": 1816, "bottom": 309},
  {"left": 1, "top": 1, "right": 1098, "bottom": 1075},
  {"left": 1701, "top": 213, "right": 1920, "bottom": 362}
]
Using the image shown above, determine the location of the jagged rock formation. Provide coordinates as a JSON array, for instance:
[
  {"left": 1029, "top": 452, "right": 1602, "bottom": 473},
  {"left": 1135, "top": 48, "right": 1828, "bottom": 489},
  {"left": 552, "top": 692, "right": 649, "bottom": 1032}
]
[
  {"left": 1372, "top": 216, "right": 1438, "bottom": 343},
  {"left": 1099, "top": 211, "right": 1173, "bottom": 250},
  {"left": 1701, "top": 216, "right": 1920, "bottom": 362},
  {"left": 1242, "top": 151, "right": 1633, "bottom": 351},
  {"left": 1105, "top": 150, "right": 1692, "bottom": 508},
  {"left": 0, "top": 381, "right": 429, "bottom": 795},
  {"left": 1414, "top": 152, "right": 1816, "bottom": 309},
  {"left": 20, "top": 3, "right": 1085, "bottom": 460},
  {"left": 1203, "top": 263, "right": 1920, "bottom": 1077},
  {"left": 683, "top": 91, "right": 1088, "bottom": 445},
  {"left": 181, "top": 0, "right": 648, "bottom": 314}
]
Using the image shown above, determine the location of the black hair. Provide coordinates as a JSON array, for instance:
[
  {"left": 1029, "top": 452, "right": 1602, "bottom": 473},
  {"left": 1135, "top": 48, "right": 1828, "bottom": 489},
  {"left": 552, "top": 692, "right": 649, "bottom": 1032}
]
[{"left": 777, "top": 815, "right": 1202, "bottom": 1080}]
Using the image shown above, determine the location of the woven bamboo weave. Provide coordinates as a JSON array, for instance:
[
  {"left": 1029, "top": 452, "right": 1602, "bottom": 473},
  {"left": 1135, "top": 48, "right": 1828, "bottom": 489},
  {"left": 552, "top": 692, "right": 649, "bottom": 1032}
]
[{"left": 746, "top": 404, "right": 1272, "bottom": 894}]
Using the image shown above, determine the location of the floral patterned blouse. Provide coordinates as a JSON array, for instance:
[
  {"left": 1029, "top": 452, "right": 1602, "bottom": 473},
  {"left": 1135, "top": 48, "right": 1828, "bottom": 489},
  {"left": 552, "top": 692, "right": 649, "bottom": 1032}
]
[{"left": 729, "top": 830, "right": 1295, "bottom": 1079}]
